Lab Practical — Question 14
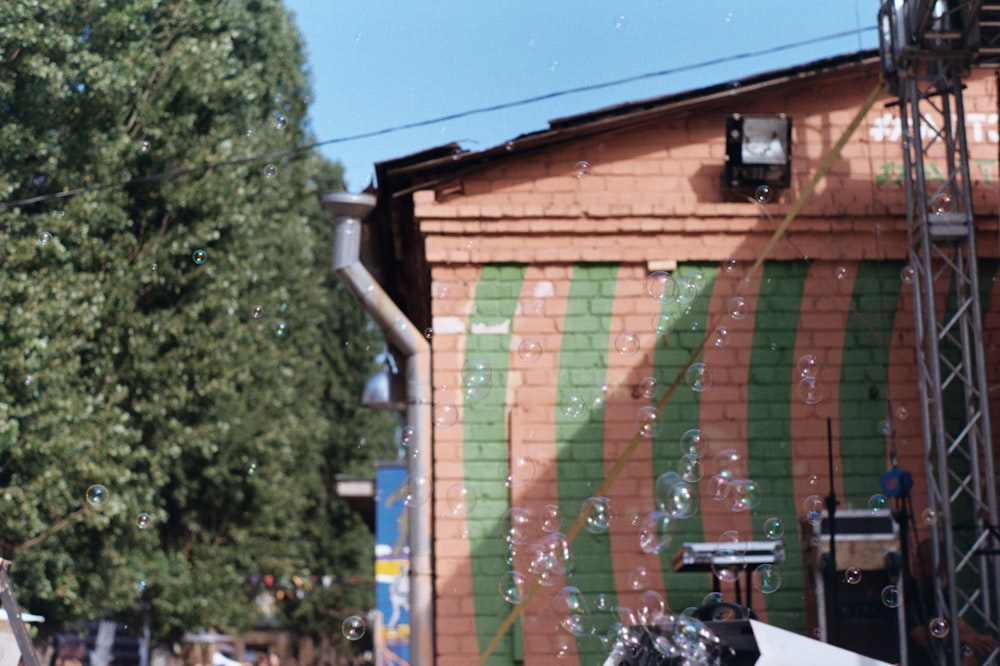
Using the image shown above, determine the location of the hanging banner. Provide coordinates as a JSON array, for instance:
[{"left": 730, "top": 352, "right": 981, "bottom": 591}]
[{"left": 375, "top": 462, "right": 409, "bottom": 666}]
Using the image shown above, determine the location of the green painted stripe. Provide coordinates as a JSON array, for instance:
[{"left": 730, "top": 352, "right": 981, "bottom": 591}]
[
  {"left": 838, "top": 261, "right": 903, "bottom": 509},
  {"left": 651, "top": 263, "right": 717, "bottom": 612},
  {"left": 463, "top": 264, "right": 527, "bottom": 662},
  {"left": 555, "top": 262, "right": 619, "bottom": 663},
  {"left": 746, "top": 260, "right": 810, "bottom": 632}
]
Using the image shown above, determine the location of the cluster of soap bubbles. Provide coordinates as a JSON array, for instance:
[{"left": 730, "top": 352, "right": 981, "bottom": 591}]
[
  {"left": 607, "top": 612, "right": 726, "bottom": 665},
  {"left": 795, "top": 353, "right": 825, "bottom": 405},
  {"left": 498, "top": 507, "right": 576, "bottom": 599}
]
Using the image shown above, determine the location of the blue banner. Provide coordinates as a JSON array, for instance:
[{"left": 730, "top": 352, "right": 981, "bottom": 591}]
[{"left": 375, "top": 462, "right": 410, "bottom": 666}]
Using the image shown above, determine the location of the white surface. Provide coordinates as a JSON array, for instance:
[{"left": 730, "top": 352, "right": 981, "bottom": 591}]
[{"left": 751, "top": 619, "right": 895, "bottom": 666}]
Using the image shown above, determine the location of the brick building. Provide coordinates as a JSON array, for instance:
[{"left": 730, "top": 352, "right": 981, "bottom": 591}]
[{"left": 354, "top": 51, "right": 1000, "bottom": 665}]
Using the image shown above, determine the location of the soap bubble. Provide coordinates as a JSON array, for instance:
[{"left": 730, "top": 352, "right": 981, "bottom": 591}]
[
  {"left": 679, "top": 428, "right": 708, "bottom": 457},
  {"left": 752, "top": 564, "right": 782, "bottom": 594},
  {"left": 342, "top": 616, "right": 366, "bottom": 640},
  {"left": 844, "top": 567, "right": 862, "bottom": 584},
  {"left": 836, "top": 266, "right": 848, "bottom": 280},
  {"left": 685, "top": 363, "right": 712, "bottom": 392},
  {"left": 273, "top": 113, "right": 288, "bottom": 130},
  {"left": 582, "top": 497, "right": 612, "bottom": 534},
  {"left": 462, "top": 357, "right": 492, "bottom": 388},
  {"left": 727, "top": 479, "right": 762, "bottom": 512},
  {"left": 710, "top": 325, "right": 729, "bottom": 348},
  {"left": 728, "top": 296, "right": 749, "bottom": 320},
  {"left": 500, "top": 507, "right": 534, "bottom": 545},
  {"left": 192, "top": 249, "right": 208, "bottom": 265},
  {"left": 264, "top": 164, "right": 277, "bottom": 178},
  {"left": 574, "top": 160, "right": 591, "bottom": 178},
  {"left": 762, "top": 516, "right": 784, "bottom": 540},
  {"left": 712, "top": 531, "right": 747, "bottom": 583},
  {"left": 463, "top": 383, "right": 490, "bottom": 405},
  {"left": 803, "top": 495, "right": 824, "bottom": 524},
  {"left": 539, "top": 505, "right": 562, "bottom": 533},
  {"left": 637, "top": 590, "right": 666, "bottom": 624},
  {"left": 678, "top": 454, "right": 703, "bottom": 483},
  {"left": 652, "top": 311, "right": 675, "bottom": 334},
  {"left": 518, "top": 339, "right": 542, "bottom": 362},
  {"left": 37, "top": 231, "right": 53, "bottom": 246},
  {"left": 140, "top": 139, "right": 152, "bottom": 152},
  {"left": 638, "top": 376, "right": 658, "bottom": 400},
  {"left": 895, "top": 404, "right": 909, "bottom": 421},
  {"left": 881, "top": 584, "right": 900, "bottom": 608},
  {"left": 703, "top": 592, "right": 724, "bottom": 606},
  {"left": 559, "top": 392, "right": 587, "bottom": 419},
  {"left": 403, "top": 475, "right": 429, "bottom": 508},
  {"left": 399, "top": 425, "right": 415, "bottom": 446},
  {"left": 655, "top": 473, "right": 697, "bottom": 519},
  {"left": 86, "top": 484, "right": 108, "bottom": 506},
  {"left": 553, "top": 586, "right": 592, "bottom": 636},
  {"left": 900, "top": 265, "right": 915, "bottom": 284},
  {"left": 754, "top": 184, "right": 773, "bottom": 204},
  {"left": 676, "top": 278, "right": 700, "bottom": 305},
  {"left": 961, "top": 643, "right": 974, "bottom": 658},
  {"left": 713, "top": 449, "right": 746, "bottom": 478},
  {"left": 922, "top": 507, "right": 939, "bottom": 525},
  {"left": 502, "top": 452, "right": 537, "bottom": 489},
  {"left": 723, "top": 257, "right": 739, "bottom": 274},
  {"left": 929, "top": 618, "right": 950, "bottom": 638},
  {"left": 615, "top": 330, "right": 640, "bottom": 356},
  {"left": 245, "top": 461, "right": 258, "bottom": 477},
  {"left": 796, "top": 354, "right": 819, "bottom": 377},
  {"left": 499, "top": 571, "right": 527, "bottom": 604},
  {"left": 646, "top": 271, "right": 678, "bottom": 303},
  {"left": 627, "top": 566, "right": 650, "bottom": 591},
  {"left": 868, "top": 493, "right": 889, "bottom": 513},
  {"left": 808, "top": 474, "right": 819, "bottom": 485},
  {"left": 635, "top": 405, "right": 662, "bottom": 438},
  {"left": 445, "top": 482, "right": 477, "bottom": 515},
  {"left": 877, "top": 419, "right": 892, "bottom": 436},
  {"left": 707, "top": 474, "right": 732, "bottom": 502},
  {"left": 593, "top": 592, "right": 616, "bottom": 614},
  {"left": 273, "top": 321, "right": 288, "bottom": 338},
  {"left": 929, "top": 192, "right": 952, "bottom": 214},
  {"left": 796, "top": 376, "right": 825, "bottom": 405},
  {"left": 252, "top": 305, "right": 264, "bottom": 319},
  {"left": 433, "top": 401, "right": 459, "bottom": 427},
  {"left": 638, "top": 511, "right": 673, "bottom": 554}
]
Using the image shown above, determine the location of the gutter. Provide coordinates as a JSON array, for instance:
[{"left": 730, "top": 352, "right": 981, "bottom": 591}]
[{"left": 322, "top": 191, "right": 433, "bottom": 665}]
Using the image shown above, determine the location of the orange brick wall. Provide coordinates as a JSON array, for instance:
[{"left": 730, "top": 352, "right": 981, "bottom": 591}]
[{"left": 413, "top": 64, "right": 1000, "bottom": 665}]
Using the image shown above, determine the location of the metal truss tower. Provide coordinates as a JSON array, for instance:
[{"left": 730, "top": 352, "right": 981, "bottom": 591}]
[{"left": 879, "top": 2, "right": 1000, "bottom": 664}]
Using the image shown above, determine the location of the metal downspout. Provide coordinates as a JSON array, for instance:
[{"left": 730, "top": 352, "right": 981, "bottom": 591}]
[{"left": 323, "top": 192, "right": 433, "bottom": 665}]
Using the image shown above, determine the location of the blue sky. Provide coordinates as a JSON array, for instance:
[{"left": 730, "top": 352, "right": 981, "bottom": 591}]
[{"left": 282, "top": 1, "right": 882, "bottom": 192}]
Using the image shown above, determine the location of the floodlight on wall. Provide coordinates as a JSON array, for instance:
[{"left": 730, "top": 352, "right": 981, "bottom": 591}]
[{"left": 724, "top": 114, "right": 792, "bottom": 190}]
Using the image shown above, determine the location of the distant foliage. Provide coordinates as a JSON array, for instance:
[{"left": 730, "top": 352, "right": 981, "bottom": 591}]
[{"left": 0, "top": 0, "right": 394, "bottom": 640}]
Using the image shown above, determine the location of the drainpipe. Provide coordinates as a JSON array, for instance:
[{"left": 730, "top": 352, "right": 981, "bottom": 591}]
[{"left": 323, "top": 192, "right": 433, "bottom": 666}]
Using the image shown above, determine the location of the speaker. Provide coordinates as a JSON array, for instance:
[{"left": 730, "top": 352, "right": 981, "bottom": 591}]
[{"left": 801, "top": 510, "right": 905, "bottom": 664}]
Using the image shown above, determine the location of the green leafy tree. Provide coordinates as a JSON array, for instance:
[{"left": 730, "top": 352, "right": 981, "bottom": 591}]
[{"left": 0, "top": 0, "right": 394, "bottom": 643}]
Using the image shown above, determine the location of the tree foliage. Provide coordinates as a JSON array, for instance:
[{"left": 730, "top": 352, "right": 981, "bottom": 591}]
[{"left": 0, "top": 0, "right": 394, "bottom": 641}]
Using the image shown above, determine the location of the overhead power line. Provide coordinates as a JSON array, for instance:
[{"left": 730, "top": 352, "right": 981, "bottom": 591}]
[{"left": 0, "top": 26, "right": 877, "bottom": 211}]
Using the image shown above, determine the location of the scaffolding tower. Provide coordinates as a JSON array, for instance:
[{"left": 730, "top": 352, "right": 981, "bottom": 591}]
[{"left": 879, "top": 1, "right": 1000, "bottom": 664}]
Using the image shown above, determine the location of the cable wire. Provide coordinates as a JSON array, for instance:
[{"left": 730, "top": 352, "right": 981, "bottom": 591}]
[{"left": 0, "top": 26, "right": 877, "bottom": 212}]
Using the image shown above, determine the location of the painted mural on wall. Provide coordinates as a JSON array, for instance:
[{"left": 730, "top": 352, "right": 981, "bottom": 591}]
[{"left": 428, "top": 258, "right": 1000, "bottom": 665}]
